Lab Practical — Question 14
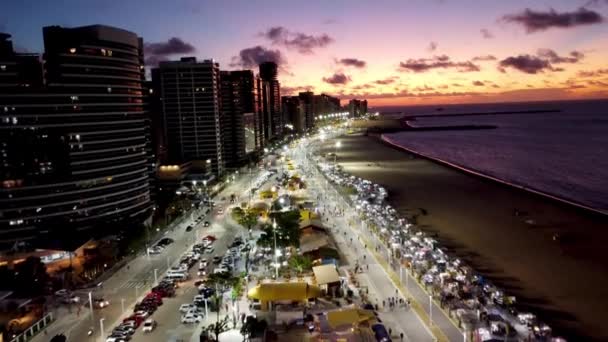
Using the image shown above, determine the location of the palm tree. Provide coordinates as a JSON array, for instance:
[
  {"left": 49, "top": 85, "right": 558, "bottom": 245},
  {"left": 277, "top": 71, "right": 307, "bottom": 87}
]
[{"left": 288, "top": 255, "right": 312, "bottom": 275}]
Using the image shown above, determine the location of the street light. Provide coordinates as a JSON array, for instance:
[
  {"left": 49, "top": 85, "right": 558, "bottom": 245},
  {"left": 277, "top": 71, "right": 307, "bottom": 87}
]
[
  {"left": 99, "top": 318, "right": 105, "bottom": 340},
  {"left": 273, "top": 219, "right": 279, "bottom": 279},
  {"left": 429, "top": 295, "right": 433, "bottom": 326}
]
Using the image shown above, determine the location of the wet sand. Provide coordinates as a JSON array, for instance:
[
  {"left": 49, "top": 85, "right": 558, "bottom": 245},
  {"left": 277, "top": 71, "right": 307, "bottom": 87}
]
[{"left": 321, "top": 132, "right": 608, "bottom": 341}]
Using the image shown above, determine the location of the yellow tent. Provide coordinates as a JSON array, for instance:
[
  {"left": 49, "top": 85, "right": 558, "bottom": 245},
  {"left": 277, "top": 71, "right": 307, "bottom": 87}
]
[
  {"left": 247, "top": 282, "right": 322, "bottom": 302},
  {"left": 326, "top": 308, "right": 376, "bottom": 329}
]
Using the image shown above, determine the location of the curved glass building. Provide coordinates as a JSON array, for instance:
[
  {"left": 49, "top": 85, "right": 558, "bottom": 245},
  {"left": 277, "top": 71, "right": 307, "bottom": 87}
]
[{"left": 0, "top": 25, "right": 153, "bottom": 248}]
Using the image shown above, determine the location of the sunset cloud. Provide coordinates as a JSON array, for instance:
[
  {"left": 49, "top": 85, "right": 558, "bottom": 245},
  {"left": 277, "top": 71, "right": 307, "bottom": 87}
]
[
  {"left": 503, "top": 7, "right": 604, "bottom": 33},
  {"left": 261, "top": 26, "right": 333, "bottom": 54},
  {"left": 374, "top": 77, "right": 397, "bottom": 85},
  {"left": 472, "top": 55, "right": 497, "bottom": 61},
  {"left": 577, "top": 68, "right": 608, "bottom": 77},
  {"left": 427, "top": 42, "right": 438, "bottom": 52},
  {"left": 322, "top": 72, "right": 351, "bottom": 85},
  {"left": 498, "top": 49, "right": 585, "bottom": 74},
  {"left": 472, "top": 80, "right": 485, "bottom": 86},
  {"left": 144, "top": 37, "right": 196, "bottom": 65},
  {"left": 398, "top": 55, "right": 480, "bottom": 73},
  {"left": 230, "top": 45, "right": 286, "bottom": 68},
  {"left": 337, "top": 58, "right": 367, "bottom": 68},
  {"left": 480, "top": 29, "right": 494, "bottom": 39}
]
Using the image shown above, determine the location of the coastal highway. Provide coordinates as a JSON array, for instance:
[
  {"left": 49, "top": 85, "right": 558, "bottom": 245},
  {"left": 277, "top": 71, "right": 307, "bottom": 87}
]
[{"left": 32, "top": 170, "right": 257, "bottom": 342}]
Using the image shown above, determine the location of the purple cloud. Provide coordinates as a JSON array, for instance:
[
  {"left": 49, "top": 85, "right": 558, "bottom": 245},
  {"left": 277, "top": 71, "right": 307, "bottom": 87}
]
[
  {"left": 472, "top": 55, "right": 497, "bottom": 61},
  {"left": 577, "top": 68, "right": 608, "bottom": 77},
  {"left": 536, "top": 49, "right": 584, "bottom": 63},
  {"left": 261, "top": 26, "right": 333, "bottom": 54},
  {"left": 503, "top": 7, "right": 604, "bottom": 33},
  {"left": 498, "top": 55, "right": 552, "bottom": 74},
  {"left": 480, "top": 29, "right": 494, "bottom": 39},
  {"left": 230, "top": 45, "right": 286, "bottom": 68},
  {"left": 144, "top": 37, "right": 196, "bottom": 66},
  {"left": 375, "top": 77, "right": 397, "bottom": 85},
  {"left": 322, "top": 72, "right": 351, "bottom": 85},
  {"left": 337, "top": 58, "right": 367, "bottom": 68},
  {"left": 398, "top": 55, "right": 480, "bottom": 73},
  {"left": 499, "top": 48, "right": 585, "bottom": 74}
]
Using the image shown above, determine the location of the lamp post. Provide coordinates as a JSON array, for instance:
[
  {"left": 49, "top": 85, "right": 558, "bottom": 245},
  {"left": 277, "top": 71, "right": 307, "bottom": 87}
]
[
  {"left": 273, "top": 219, "right": 279, "bottom": 279},
  {"left": 429, "top": 295, "right": 433, "bottom": 326},
  {"left": 99, "top": 318, "right": 105, "bottom": 340}
]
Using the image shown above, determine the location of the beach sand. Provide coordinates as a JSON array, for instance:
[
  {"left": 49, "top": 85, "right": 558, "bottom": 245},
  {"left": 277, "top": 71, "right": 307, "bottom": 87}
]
[{"left": 320, "top": 132, "right": 608, "bottom": 341}]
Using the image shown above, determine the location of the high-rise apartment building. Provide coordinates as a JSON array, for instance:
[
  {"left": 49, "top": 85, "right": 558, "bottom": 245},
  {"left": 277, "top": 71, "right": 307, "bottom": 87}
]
[
  {"left": 298, "top": 91, "right": 314, "bottom": 131},
  {"left": 313, "top": 93, "right": 341, "bottom": 119},
  {"left": 348, "top": 99, "right": 368, "bottom": 118},
  {"left": 220, "top": 70, "right": 262, "bottom": 168},
  {"left": 282, "top": 96, "right": 305, "bottom": 133},
  {"left": 0, "top": 25, "right": 153, "bottom": 248},
  {"left": 153, "top": 57, "right": 224, "bottom": 176},
  {"left": 259, "top": 62, "right": 281, "bottom": 141}
]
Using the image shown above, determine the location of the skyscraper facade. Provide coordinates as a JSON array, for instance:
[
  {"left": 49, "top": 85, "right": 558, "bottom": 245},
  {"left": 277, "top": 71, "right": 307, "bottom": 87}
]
[
  {"left": 0, "top": 25, "right": 153, "bottom": 248},
  {"left": 259, "top": 62, "right": 281, "bottom": 141},
  {"left": 154, "top": 57, "right": 224, "bottom": 176},
  {"left": 298, "top": 91, "right": 314, "bottom": 131},
  {"left": 281, "top": 96, "right": 305, "bottom": 133},
  {"left": 313, "top": 93, "right": 341, "bottom": 119},
  {"left": 221, "top": 70, "right": 263, "bottom": 168},
  {"left": 348, "top": 99, "right": 368, "bottom": 118}
]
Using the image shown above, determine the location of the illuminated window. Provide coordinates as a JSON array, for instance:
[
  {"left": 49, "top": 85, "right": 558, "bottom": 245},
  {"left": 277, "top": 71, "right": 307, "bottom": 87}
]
[
  {"left": 69, "top": 48, "right": 76, "bottom": 53},
  {"left": 107, "top": 87, "right": 112, "bottom": 93},
  {"left": 107, "top": 50, "right": 113, "bottom": 56},
  {"left": 101, "top": 48, "right": 107, "bottom": 56},
  {"left": 0, "top": 65, "right": 6, "bottom": 71}
]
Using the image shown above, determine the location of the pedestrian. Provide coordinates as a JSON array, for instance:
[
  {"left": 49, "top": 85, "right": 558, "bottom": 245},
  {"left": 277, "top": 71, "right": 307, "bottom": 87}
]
[
  {"left": 382, "top": 300, "right": 385, "bottom": 308},
  {"left": 400, "top": 332, "right": 404, "bottom": 341},
  {"left": 389, "top": 328, "right": 392, "bottom": 336}
]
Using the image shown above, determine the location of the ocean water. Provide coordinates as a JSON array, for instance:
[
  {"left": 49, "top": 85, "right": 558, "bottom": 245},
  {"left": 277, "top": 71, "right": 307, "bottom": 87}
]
[{"left": 381, "top": 99, "right": 608, "bottom": 212}]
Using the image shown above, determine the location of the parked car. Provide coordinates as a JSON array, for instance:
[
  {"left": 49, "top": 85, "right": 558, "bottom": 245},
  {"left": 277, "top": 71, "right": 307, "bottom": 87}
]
[
  {"left": 181, "top": 313, "right": 203, "bottom": 324},
  {"left": 179, "top": 303, "right": 196, "bottom": 313},
  {"left": 203, "top": 221, "right": 210, "bottom": 227},
  {"left": 142, "top": 319, "right": 157, "bottom": 333}
]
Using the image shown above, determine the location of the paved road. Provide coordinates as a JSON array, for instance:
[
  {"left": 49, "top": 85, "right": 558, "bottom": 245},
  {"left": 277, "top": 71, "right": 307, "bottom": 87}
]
[
  {"left": 291, "top": 134, "right": 463, "bottom": 342},
  {"left": 33, "top": 171, "right": 257, "bottom": 342}
]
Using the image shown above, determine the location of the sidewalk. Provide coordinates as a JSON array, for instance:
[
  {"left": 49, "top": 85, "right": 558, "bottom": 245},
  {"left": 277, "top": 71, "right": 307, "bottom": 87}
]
[
  {"left": 313, "top": 182, "right": 435, "bottom": 342},
  {"left": 296, "top": 143, "right": 464, "bottom": 342}
]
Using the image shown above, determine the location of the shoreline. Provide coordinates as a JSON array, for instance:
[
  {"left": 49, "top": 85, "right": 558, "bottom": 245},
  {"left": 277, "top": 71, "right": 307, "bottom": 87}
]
[
  {"left": 380, "top": 134, "right": 608, "bottom": 217},
  {"left": 323, "top": 132, "right": 608, "bottom": 341}
]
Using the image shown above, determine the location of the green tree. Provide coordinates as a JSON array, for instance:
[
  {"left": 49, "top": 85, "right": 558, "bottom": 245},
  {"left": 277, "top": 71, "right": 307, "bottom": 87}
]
[
  {"left": 231, "top": 207, "right": 245, "bottom": 222},
  {"left": 288, "top": 255, "right": 312, "bottom": 275},
  {"left": 237, "top": 210, "right": 259, "bottom": 232}
]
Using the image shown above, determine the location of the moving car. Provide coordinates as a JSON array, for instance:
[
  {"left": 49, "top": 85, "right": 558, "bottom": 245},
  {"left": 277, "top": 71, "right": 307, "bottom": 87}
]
[{"left": 93, "top": 298, "right": 110, "bottom": 309}]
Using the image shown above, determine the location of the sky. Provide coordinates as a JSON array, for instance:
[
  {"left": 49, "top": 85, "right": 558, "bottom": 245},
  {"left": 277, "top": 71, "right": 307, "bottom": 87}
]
[{"left": 2, "top": 0, "right": 608, "bottom": 107}]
